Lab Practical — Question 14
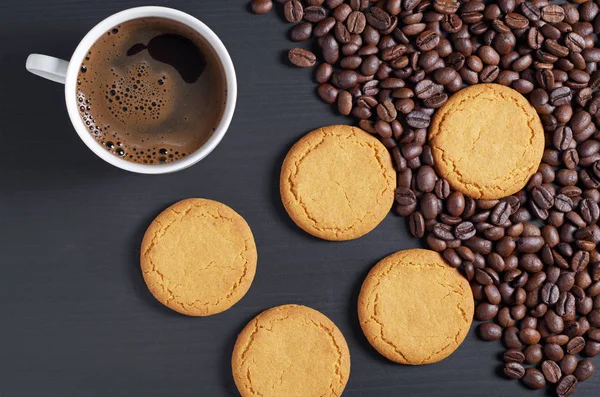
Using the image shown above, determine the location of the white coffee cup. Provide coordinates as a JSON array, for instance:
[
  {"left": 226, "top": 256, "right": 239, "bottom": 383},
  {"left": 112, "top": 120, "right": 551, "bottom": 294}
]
[{"left": 26, "top": 6, "right": 237, "bottom": 174}]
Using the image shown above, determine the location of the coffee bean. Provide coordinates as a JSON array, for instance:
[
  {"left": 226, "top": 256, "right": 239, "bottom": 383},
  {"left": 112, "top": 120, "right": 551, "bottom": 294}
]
[
  {"left": 542, "top": 360, "right": 562, "bottom": 384},
  {"left": 574, "top": 359, "right": 595, "bottom": 381},
  {"left": 408, "top": 211, "right": 425, "bottom": 238},
  {"left": 504, "top": 326, "right": 523, "bottom": 349},
  {"left": 315, "top": 63, "right": 333, "bottom": 84},
  {"left": 321, "top": 35, "right": 340, "bottom": 64},
  {"left": 550, "top": 86, "right": 573, "bottom": 106},
  {"left": 416, "top": 30, "right": 440, "bottom": 51},
  {"left": 520, "top": 327, "right": 541, "bottom": 344},
  {"left": 289, "top": 48, "right": 316, "bottom": 67},
  {"left": 291, "top": 22, "right": 314, "bottom": 42},
  {"left": 567, "top": 336, "right": 586, "bottom": 355},
  {"left": 479, "top": 322, "right": 503, "bottom": 341},
  {"left": 560, "top": 354, "right": 579, "bottom": 376},
  {"left": 251, "top": 0, "right": 273, "bottom": 14},
  {"left": 337, "top": 90, "right": 353, "bottom": 115},
  {"left": 524, "top": 344, "right": 543, "bottom": 365},
  {"left": 331, "top": 70, "right": 358, "bottom": 89},
  {"left": 546, "top": 309, "right": 565, "bottom": 334},
  {"left": 556, "top": 375, "right": 577, "bottom": 397},
  {"left": 333, "top": 3, "right": 352, "bottom": 21},
  {"left": 522, "top": 368, "right": 546, "bottom": 389},
  {"left": 406, "top": 111, "right": 431, "bottom": 128},
  {"left": 505, "top": 362, "right": 526, "bottom": 379},
  {"left": 504, "top": 349, "right": 525, "bottom": 363},
  {"left": 346, "top": 10, "right": 366, "bottom": 34},
  {"left": 585, "top": 340, "right": 600, "bottom": 357},
  {"left": 541, "top": 4, "right": 565, "bottom": 23},
  {"left": 304, "top": 6, "right": 327, "bottom": 22},
  {"left": 314, "top": 17, "right": 337, "bottom": 37},
  {"left": 284, "top": 0, "right": 304, "bottom": 23},
  {"left": 545, "top": 343, "right": 565, "bottom": 361},
  {"left": 365, "top": 6, "right": 391, "bottom": 30},
  {"left": 317, "top": 83, "right": 339, "bottom": 104},
  {"left": 557, "top": 292, "right": 576, "bottom": 317},
  {"left": 419, "top": 193, "right": 440, "bottom": 220}
]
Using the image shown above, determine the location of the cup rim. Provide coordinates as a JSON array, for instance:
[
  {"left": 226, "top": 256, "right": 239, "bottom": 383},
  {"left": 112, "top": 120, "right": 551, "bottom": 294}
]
[{"left": 64, "top": 6, "right": 237, "bottom": 174}]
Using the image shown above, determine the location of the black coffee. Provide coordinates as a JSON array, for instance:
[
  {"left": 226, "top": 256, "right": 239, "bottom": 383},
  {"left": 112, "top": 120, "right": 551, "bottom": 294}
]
[{"left": 76, "top": 17, "right": 227, "bottom": 164}]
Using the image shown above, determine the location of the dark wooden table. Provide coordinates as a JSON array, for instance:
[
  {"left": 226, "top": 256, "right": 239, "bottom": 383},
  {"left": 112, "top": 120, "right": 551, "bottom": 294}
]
[{"left": 1, "top": 1, "right": 598, "bottom": 396}]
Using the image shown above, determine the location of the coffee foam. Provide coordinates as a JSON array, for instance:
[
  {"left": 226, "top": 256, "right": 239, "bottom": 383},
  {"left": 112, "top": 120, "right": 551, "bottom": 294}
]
[{"left": 76, "top": 18, "right": 226, "bottom": 164}]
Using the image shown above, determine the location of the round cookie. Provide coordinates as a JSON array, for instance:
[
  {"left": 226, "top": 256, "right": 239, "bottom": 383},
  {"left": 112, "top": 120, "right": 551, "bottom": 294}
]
[
  {"left": 358, "top": 249, "right": 474, "bottom": 365},
  {"left": 140, "top": 198, "right": 257, "bottom": 316},
  {"left": 280, "top": 125, "right": 396, "bottom": 241},
  {"left": 232, "top": 304, "right": 351, "bottom": 397},
  {"left": 429, "top": 83, "right": 544, "bottom": 200}
]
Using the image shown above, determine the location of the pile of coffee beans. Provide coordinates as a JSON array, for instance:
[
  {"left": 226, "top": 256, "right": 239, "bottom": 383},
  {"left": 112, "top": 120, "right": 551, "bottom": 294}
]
[{"left": 250, "top": 0, "right": 600, "bottom": 394}]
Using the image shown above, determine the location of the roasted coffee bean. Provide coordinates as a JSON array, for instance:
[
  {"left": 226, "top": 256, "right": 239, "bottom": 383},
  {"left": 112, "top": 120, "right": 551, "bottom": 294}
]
[
  {"left": 504, "top": 326, "right": 523, "bottom": 349},
  {"left": 556, "top": 375, "right": 577, "bottom": 397},
  {"left": 561, "top": 354, "right": 579, "bottom": 376},
  {"left": 321, "top": 35, "right": 340, "bottom": 64},
  {"left": 406, "top": 111, "right": 431, "bottom": 128},
  {"left": 337, "top": 90, "right": 353, "bottom": 115},
  {"left": 304, "top": 6, "right": 327, "bottom": 22},
  {"left": 542, "top": 360, "right": 562, "bottom": 384},
  {"left": 331, "top": 70, "right": 358, "bottom": 89},
  {"left": 541, "top": 4, "right": 565, "bottom": 23},
  {"left": 522, "top": 368, "right": 546, "bottom": 389},
  {"left": 315, "top": 63, "right": 333, "bottom": 84},
  {"left": 318, "top": 83, "right": 339, "bottom": 104},
  {"left": 408, "top": 211, "right": 425, "bottom": 238},
  {"left": 520, "top": 327, "right": 541, "bottom": 345},
  {"left": 546, "top": 309, "right": 565, "bottom": 334},
  {"left": 524, "top": 344, "right": 543, "bottom": 365},
  {"left": 541, "top": 282, "right": 560, "bottom": 305},
  {"left": 504, "top": 349, "right": 525, "bottom": 364},
  {"left": 251, "top": 0, "right": 273, "bottom": 14},
  {"left": 505, "top": 362, "right": 526, "bottom": 379},
  {"left": 416, "top": 30, "right": 440, "bottom": 51},
  {"left": 284, "top": 0, "right": 305, "bottom": 23},
  {"left": 550, "top": 86, "right": 573, "bottom": 106},
  {"left": 347, "top": 10, "right": 367, "bottom": 33},
  {"left": 290, "top": 22, "right": 314, "bottom": 42},
  {"left": 574, "top": 359, "right": 595, "bottom": 381},
  {"left": 314, "top": 17, "right": 337, "bottom": 37},
  {"left": 479, "top": 322, "right": 503, "bottom": 341},
  {"left": 567, "top": 336, "right": 586, "bottom": 355},
  {"left": 545, "top": 343, "right": 565, "bottom": 361},
  {"left": 586, "top": 340, "right": 600, "bottom": 357},
  {"left": 289, "top": 48, "right": 316, "bottom": 67},
  {"left": 476, "top": 302, "right": 499, "bottom": 321},
  {"left": 365, "top": 6, "right": 391, "bottom": 30}
]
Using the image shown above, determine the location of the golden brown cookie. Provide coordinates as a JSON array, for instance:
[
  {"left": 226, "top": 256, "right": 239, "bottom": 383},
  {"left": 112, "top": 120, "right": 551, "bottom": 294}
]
[
  {"left": 140, "top": 198, "right": 257, "bottom": 316},
  {"left": 232, "top": 304, "right": 351, "bottom": 397},
  {"left": 358, "top": 249, "right": 474, "bottom": 365},
  {"left": 280, "top": 125, "right": 396, "bottom": 241},
  {"left": 429, "top": 83, "right": 544, "bottom": 200}
]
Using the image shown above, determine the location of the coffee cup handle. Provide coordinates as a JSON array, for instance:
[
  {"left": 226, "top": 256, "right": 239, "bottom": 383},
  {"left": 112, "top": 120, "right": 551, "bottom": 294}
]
[{"left": 26, "top": 54, "right": 69, "bottom": 84}]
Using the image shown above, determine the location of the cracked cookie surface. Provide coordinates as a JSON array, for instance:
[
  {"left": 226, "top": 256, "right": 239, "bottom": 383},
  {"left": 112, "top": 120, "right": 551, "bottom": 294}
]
[
  {"left": 140, "top": 198, "right": 257, "bottom": 316},
  {"left": 358, "top": 249, "right": 474, "bottom": 365},
  {"left": 231, "top": 304, "right": 350, "bottom": 397},
  {"left": 280, "top": 125, "right": 395, "bottom": 241},
  {"left": 429, "top": 84, "right": 544, "bottom": 200}
]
